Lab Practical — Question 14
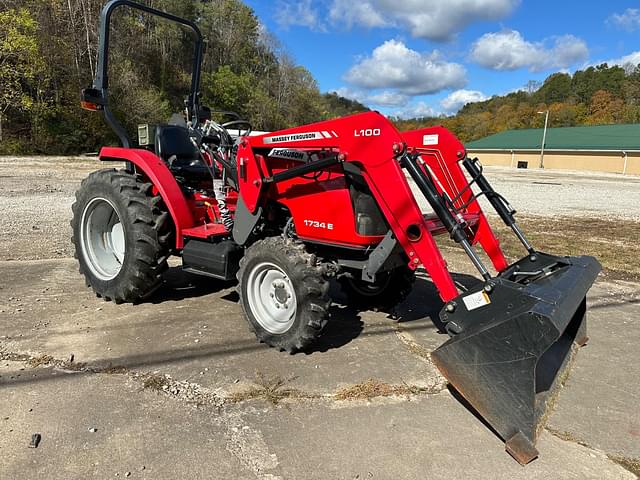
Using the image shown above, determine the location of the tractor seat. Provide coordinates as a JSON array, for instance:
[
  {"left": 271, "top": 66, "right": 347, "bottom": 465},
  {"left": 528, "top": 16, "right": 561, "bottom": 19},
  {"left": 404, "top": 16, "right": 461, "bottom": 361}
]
[{"left": 154, "top": 125, "right": 210, "bottom": 178}]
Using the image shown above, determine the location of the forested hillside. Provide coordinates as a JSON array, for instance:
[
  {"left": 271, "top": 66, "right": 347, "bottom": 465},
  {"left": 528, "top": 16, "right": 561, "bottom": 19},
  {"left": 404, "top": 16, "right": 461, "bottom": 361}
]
[
  {"left": 0, "top": 0, "right": 367, "bottom": 154},
  {"left": 395, "top": 64, "right": 640, "bottom": 142}
]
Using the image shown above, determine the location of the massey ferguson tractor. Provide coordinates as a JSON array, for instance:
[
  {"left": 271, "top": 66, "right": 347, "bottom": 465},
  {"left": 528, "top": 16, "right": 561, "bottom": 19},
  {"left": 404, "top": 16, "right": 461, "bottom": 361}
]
[{"left": 74, "top": 0, "right": 600, "bottom": 464}]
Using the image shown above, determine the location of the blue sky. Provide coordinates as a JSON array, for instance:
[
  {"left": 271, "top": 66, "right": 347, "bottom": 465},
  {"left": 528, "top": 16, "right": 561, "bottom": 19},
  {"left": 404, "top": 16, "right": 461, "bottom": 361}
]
[{"left": 243, "top": 0, "right": 640, "bottom": 118}]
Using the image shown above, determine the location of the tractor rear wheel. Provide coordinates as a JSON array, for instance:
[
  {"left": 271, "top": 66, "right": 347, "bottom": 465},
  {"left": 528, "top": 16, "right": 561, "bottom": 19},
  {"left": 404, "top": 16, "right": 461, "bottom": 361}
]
[
  {"left": 339, "top": 265, "right": 415, "bottom": 311},
  {"left": 237, "top": 237, "right": 331, "bottom": 353},
  {"left": 71, "top": 168, "right": 171, "bottom": 303}
]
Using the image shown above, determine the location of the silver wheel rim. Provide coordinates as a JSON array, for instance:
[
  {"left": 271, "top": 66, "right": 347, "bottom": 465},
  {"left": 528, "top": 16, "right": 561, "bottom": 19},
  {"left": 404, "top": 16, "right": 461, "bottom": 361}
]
[
  {"left": 80, "top": 197, "right": 126, "bottom": 281},
  {"left": 246, "top": 262, "right": 297, "bottom": 334}
]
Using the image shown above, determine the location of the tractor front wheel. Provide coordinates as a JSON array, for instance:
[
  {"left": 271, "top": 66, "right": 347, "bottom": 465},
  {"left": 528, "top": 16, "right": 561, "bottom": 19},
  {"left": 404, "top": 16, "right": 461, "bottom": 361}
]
[
  {"left": 237, "top": 237, "right": 331, "bottom": 353},
  {"left": 71, "top": 168, "right": 171, "bottom": 303}
]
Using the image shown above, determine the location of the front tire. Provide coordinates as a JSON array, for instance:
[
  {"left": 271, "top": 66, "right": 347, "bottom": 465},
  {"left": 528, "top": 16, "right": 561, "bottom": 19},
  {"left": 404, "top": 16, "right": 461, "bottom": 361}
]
[
  {"left": 237, "top": 237, "right": 330, "bottom": 353},
  {"left": 71, "top": 169, "right": 171, "bottom": 303}
]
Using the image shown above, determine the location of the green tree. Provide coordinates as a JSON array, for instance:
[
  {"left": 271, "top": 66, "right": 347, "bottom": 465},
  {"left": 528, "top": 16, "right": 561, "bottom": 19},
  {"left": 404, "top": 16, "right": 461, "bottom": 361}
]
[{"left": 0, "top": 8, "right": 43, "bottom": 144}]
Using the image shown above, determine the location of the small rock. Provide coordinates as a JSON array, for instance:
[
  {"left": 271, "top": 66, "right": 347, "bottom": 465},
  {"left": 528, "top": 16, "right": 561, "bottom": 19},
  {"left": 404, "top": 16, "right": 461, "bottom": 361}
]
[
  {"left": 125, "top": 472, "right": 131, "bottom": 477},
  {"left": 68, "top": 354, "right": 74, "bottom": 363},
  {"left": 194, "top": 339, "right": 200, "bottom": 343},
  {"left": 140, "top": 466, "right": 146, "bottom": 471},
  {"left": 234, "top": 379, "right": 239, "bottom": 384},
  {"left": 29, "top": 433, "right": 42, "bottom": 448},
  {"left": 89, "top": 427, "right": 97, "bottom": 433},
  {"left": 96, "top": 307, "right": 102, "bottom": 311},
  {"left": 204, "top": 368, "right": 208, "bottom": 372},
  {"left": 199, "top": 371, "right": 204, "bottom": 375}
]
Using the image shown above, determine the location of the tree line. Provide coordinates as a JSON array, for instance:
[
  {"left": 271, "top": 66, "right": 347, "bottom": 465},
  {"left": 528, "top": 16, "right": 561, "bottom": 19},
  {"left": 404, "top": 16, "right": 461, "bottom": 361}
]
[
  {"left": 3, "top": 0, "right": 639, "bottom": 154},
  {"left": 394, "top": 64, "right": 640, "bottom": 142},
  {"left": 0, "top": 0, "right": 367, "bottom": 155}
]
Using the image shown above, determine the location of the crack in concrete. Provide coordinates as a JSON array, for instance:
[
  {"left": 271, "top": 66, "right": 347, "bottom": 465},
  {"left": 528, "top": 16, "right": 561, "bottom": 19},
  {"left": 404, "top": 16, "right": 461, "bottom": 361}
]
[{"left": 545, "top": 427, "right": 640, "bottom": 478}]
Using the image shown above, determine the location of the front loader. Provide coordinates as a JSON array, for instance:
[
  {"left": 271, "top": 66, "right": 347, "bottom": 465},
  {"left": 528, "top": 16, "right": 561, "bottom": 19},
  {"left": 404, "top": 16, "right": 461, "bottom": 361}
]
[{"left": 73, "top": 0, "right": 601, "bottom": 464}]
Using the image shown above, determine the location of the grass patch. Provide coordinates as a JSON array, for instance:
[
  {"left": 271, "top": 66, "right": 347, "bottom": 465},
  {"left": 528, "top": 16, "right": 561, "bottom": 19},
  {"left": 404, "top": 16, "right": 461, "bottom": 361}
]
[
  {"left": 229, "top": 372, "right": 309, "bottom": 405},
  {"left": 495, "top": 216, "right": 640, "bottom": 282},
  {"left": 27, "top": 355, "right": 54, "bottom": 367},
  {"left": 142, "top": 374, "right": 170, "bottom": 391},
  {"left": 334, "top": 378, "right": 436, "bottom": 401},
  {"left": 100, "top": 365, "right": 128, "bottom": 375},
  {"left": 608, "top": 455, "right": 640, "bottom": 477},
  {"left": 438, "top": 215, "right": 640, "bottom": 282}
]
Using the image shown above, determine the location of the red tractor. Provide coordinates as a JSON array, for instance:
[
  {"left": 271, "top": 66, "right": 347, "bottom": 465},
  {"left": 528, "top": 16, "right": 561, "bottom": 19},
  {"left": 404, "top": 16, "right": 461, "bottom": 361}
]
[{"left": 74, "top": 0, "right": 600, "bottom": 464}]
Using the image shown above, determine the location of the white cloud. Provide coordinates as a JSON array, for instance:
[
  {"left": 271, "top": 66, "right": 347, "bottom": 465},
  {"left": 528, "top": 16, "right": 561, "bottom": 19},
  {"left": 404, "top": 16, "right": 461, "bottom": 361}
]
[
  {"left": 367, "top": 91, "right": 410, "bottom": 107},
  {"left": 344, "top": 40, "right": 467, "bottom": 95},
  {"left": 470, "top": 30, "right": 589, "bottom": 72},
  {"left": 274, "top": 0, "right": 323, "bottom": 31},
  {"left": 607, "top": 8, "right": 640, "bottom": 32},
  {"left": 334, "top": 87, "right": 409, "bottom": 107},
  {"left": 329, "top": 0, "right": 519, "bottom": 41},
  {"left": 607, "top": 51, "right": 640, "bottom": 70},
  {"left": 329, "top": 1, "right": 388, "bottom": 29},
  {"left": 441, "top": 90, "right": 489, "bottom": 112},
  {"left": 392, "top": 101, "right": 440, "bottom": 120}
]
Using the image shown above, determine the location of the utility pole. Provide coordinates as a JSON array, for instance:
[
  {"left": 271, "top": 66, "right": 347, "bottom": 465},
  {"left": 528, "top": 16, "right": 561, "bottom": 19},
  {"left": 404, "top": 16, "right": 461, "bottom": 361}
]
[{"left": 537, "top": 110, "right": 549, "bottom": 169}]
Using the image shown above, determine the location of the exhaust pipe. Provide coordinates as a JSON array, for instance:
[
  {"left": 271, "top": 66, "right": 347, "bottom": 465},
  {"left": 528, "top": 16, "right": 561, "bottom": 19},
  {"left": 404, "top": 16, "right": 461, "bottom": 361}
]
[{"left": 432, "top": 253, "right": 601, "bottom": 464}]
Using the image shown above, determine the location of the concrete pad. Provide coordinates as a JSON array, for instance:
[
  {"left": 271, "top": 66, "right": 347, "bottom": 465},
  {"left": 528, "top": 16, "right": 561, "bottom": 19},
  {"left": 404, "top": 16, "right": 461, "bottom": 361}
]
[
  {"left": 0, "top": 259, "right": 442, "bottom": 395},
  {"left": 233, "top": 393, "right": 634, "bottom": 480},
  {"left": 549, "top": 282, "right": 640, "bottom": 459},
  {"left": 0, "top": 362, "right": 257, "bottom": 480},
  {"left": 2, "top": 258, "right": 639, "bottom": 477}
]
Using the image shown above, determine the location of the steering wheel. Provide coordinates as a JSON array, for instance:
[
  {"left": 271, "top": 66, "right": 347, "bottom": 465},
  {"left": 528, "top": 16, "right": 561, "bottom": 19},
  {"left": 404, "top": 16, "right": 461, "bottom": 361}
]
[{"left": 221, "top": 120, "right": 253, "bottom": 136}]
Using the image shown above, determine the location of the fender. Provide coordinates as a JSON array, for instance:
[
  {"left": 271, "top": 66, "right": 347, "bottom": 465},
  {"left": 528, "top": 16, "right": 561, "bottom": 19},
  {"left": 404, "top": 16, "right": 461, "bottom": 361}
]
[{"left": 99, "top": 147, "right": 195, "bottom": 249}]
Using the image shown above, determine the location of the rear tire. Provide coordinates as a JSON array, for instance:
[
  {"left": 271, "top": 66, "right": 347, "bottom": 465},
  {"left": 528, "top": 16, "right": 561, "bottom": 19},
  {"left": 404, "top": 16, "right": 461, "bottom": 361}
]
[
  {"left": 339, "top": 265, "right": 415, "bottom": 311},
  {"left": 237, "top": 237, "right": 330, "bottom": 353},
  {"left": 71, "top": 168, "right": 171, "bottom": 303}
]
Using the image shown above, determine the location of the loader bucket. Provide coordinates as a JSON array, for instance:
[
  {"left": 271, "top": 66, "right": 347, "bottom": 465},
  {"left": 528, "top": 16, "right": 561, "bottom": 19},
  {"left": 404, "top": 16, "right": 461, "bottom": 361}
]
[{"left": 431, "top": 253, "right": 601, "bottom": 464}]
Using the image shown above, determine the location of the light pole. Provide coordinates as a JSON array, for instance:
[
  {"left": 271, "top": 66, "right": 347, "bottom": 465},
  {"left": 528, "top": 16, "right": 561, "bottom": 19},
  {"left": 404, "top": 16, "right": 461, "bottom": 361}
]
[{"left": 537, "top": 110, "right": 549, "bottom": 169}]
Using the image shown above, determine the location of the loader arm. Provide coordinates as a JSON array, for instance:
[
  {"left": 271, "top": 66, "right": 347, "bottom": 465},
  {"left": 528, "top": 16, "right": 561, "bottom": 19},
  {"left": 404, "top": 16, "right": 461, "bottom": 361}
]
[{"left": 242, "top": 111, "right": 463, "bottom": 301}]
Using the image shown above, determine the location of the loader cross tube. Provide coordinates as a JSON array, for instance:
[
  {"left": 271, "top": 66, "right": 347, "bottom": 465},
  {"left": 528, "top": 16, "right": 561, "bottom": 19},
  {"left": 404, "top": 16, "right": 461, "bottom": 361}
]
[{"left": 265, "top": 155, "right": 341, "bottom": 184}]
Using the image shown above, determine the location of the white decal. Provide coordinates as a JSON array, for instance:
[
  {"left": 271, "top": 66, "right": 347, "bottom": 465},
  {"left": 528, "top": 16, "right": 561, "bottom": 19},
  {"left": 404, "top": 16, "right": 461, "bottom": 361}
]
[
  {"left": 462, "top": 291, "right": 491, "bottom": 311},
  {"left": 354, "top": 128, "right": 381, "bottom": 137},
  {"left": 423, "top": 134, "right": 439, "bottom": 146},
  {"left": 268, "top": 148, "right": 309, "bottom": 162},
  {"left": 303, "top": 220, "right": 334, "bottom": 230},
  {"left": 263, "top": 131, "right": 330, "bottom": 144}
]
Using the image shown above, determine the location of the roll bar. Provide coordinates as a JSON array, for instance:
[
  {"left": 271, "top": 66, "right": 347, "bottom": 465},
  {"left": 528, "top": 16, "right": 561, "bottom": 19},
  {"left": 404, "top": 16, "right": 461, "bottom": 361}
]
[{"left": 83, "top": 0, "right": 204, "bottom": 147}]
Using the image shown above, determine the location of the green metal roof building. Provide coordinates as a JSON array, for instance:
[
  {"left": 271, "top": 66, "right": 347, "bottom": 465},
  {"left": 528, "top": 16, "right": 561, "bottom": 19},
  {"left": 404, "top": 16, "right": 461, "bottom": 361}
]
[{"left": 465, "top": 124, "right": 640, "bottom": 175}]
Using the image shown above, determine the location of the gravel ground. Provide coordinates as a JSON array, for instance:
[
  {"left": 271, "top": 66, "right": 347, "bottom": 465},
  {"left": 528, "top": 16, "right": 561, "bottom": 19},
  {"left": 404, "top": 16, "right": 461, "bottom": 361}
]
[
  {"left": 1, "top": 156, "right": 639, "bottom": 261},
  {"left": 410, "top": 165, "right": 640, "bottom": 220},
  {"left": 0, "top": 156, "right": 122, "bottom": 261}
]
